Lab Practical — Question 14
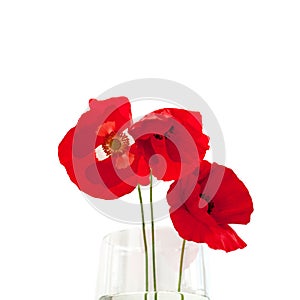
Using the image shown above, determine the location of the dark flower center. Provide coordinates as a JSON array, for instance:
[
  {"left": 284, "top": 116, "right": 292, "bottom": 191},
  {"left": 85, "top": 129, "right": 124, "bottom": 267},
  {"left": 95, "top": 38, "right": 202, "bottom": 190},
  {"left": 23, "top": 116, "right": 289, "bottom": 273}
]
[
  {"left": 102, "top": 131, "right": 130, "bottom": 156},
  {"left": 153, "top": 125, "right": 175, "bottom": 140},
  {"left": 154, "top": 134, "right": 163, "bottom": 140},
  {"left": 207, "top": 201, "right": 215, "bottom": 214},
  {"left": 200, "top": 193, "right": 215, "bottom": 214}
]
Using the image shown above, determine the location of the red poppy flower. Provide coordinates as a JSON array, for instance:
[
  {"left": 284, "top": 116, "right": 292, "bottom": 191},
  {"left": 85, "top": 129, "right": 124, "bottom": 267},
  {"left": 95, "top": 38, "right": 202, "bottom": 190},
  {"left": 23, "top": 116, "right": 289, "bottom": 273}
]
[
  {"left": 128, "top": 108, "right": 210, "bottom": 181},
  {"left": 58, "top": 97, "right": 150, "bottom": 200},
  {"left": 167, "top": 161, "right": 253, "bottom": 252}
]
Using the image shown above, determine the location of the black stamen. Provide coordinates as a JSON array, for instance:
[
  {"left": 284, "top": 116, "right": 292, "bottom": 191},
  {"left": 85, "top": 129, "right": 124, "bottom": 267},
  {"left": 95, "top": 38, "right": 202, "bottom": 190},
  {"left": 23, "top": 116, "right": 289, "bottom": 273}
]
[
  {"left": 200, "top": 193, "right": 214, "bottom": 214},
  {"left": 153, "top": 134, "right": 163, "bottom": 140},
  {"left": 207, "top": 201, "right": 215, "bottom": 214}
]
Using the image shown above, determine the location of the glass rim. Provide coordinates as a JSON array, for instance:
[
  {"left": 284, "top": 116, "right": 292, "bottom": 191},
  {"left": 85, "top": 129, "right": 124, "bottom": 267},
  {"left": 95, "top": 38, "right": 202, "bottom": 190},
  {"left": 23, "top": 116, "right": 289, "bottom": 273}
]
[{"left": 101, "top": 226, "right": 203, "bottom": 251}]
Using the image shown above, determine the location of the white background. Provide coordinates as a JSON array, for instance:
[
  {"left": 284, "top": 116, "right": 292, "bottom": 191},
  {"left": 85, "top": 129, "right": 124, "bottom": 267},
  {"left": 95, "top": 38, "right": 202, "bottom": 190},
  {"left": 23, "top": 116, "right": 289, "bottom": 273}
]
[{"left": 1, "top": 1, "right": 299, "bottom": 300}]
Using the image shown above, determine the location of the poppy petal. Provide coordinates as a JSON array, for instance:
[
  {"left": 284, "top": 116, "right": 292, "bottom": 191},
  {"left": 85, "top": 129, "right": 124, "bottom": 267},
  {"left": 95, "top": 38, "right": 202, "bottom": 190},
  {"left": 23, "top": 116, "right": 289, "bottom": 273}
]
[
  {"left": 129, "top": 108, "right": 209, "bottom": 181},
  {"left": 74, "top": 97, "right": 132, "bottom": 158},
  {"left": 198, "top": 161, "right": 253, "bottom": 225},
  {"left": 58, "top": 127, "right": 78, "bottom": 186},
  {"left": 170, "top": 205, "right": 247, "bottom": 252},
  {"left": 58, "top": 97, "right": 139, "bottom": 200},
  {"left": 167, "top": 161, "right": 253, "bottom": 252},
  {"left": 166, "top": 173, "right": 200, "bottom": 210},
  {"left": 129, "top": 143, "right": 151, "bottom": 186},
  {"left": 85, "top": 156, "right": 137, "bottom": 199}
]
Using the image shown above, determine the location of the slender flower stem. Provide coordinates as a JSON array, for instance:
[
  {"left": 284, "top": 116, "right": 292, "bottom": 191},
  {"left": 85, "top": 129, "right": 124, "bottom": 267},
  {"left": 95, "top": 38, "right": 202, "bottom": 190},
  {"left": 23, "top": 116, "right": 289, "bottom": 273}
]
[
  {"left": 178, "top": 239, "right": 186, "bottom": 292},
  {"left": 138, "top": 184, "right": 149, "bottom": 293},
  {"left": 149, "top": 170, "right": 157, "bottom": 294}
]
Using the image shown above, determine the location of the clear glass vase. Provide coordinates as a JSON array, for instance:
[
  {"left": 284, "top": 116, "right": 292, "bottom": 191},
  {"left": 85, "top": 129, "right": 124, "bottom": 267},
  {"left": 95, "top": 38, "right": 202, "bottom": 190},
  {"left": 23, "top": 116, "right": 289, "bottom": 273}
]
[{"left": 96, "top": 227, "right": 209, "bottom": 300}]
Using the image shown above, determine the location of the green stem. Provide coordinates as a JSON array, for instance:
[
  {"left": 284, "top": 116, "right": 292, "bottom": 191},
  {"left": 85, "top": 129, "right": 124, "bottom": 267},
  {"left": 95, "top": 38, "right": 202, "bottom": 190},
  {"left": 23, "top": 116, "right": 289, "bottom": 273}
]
[
  {"left": 149, "top": 170, "right": 157, "bottom": 293},
  {"left": 178, "top": 239, "right": 186, "bottom": 292},
  {"left": 138, "top": 185, "right": 149, "bottom": 293}
]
